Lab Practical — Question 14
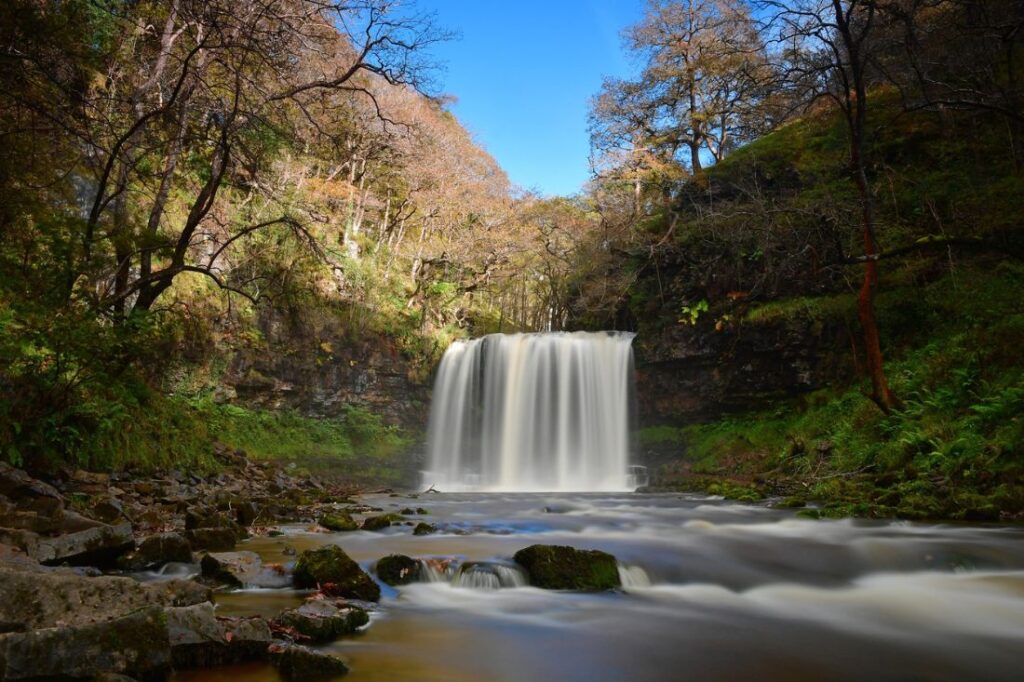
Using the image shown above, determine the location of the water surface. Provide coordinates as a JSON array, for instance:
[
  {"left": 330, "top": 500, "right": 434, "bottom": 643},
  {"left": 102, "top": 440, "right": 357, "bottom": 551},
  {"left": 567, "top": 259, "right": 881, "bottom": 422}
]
[{"left": 176, "top": 493, "right": 1024, "bottom": 681}]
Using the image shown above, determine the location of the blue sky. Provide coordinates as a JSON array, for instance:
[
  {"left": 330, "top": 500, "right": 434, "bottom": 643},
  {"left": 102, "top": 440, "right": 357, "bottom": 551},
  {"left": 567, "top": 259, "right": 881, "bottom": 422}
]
[{"left": 415, "top": 0, "right": 644, "bottom": 197}]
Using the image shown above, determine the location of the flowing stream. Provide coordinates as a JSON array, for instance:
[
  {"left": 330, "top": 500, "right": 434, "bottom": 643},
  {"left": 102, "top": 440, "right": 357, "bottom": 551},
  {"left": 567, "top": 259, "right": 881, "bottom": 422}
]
[
  {"left": 422, "top": 332, "right": 636, "bottom": 492},
  {"left": 175, "top": 493, "right": 1024, "bottom": 682}
]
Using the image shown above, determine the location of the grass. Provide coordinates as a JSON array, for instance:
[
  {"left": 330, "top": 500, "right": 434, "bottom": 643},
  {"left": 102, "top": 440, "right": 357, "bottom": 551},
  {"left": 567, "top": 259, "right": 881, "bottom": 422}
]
[{"left": 652, "top": 262, "right": 1024, "bottom": 519}]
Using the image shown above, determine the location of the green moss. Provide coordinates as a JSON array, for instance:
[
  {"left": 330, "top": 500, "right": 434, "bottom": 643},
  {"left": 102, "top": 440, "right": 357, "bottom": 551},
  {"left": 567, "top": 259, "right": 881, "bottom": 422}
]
[
  {"left": 375, "top": 554, "right": 421, "bottom": 585},
  {"left": 513, "top": 544, "right": 620, "bottom": 591},
  {"left": 319, "top": 513, "right": 358, "bottom": 531},
  {"left": 292, "top": 545, "right": 380, "bottom": 601}
]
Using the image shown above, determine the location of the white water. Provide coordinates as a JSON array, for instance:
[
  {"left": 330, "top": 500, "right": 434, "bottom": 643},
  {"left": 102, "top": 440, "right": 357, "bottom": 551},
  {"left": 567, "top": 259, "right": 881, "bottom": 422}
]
[{"left": 422, "top": 332, "right": 636, "bottom": 492}]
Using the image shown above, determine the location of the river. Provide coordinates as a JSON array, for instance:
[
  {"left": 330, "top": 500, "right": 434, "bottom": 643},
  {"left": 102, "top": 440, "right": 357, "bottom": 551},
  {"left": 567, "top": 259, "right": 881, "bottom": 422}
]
[{"left": 173, "top": 492, "right": 1024, "bottom": 681}]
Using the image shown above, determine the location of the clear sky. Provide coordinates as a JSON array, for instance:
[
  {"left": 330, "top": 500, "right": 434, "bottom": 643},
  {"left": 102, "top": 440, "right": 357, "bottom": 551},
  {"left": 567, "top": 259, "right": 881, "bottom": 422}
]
[{"left": 415, "top": 0, "right": 644, "bottom": 197}]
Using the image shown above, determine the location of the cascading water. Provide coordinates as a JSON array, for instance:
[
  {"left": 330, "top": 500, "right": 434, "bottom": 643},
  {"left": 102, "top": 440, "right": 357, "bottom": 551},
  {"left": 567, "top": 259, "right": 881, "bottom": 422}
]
[{"left": 422, "top": 331, "right": 636, "bottom": 492}]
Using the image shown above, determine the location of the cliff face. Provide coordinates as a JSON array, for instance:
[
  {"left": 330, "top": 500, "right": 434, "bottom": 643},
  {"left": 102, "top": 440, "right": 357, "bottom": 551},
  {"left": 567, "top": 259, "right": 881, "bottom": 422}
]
[
  {"left": 218, "top": 308, "right": 431, "bottom": 432},
  {"left": 633, "top": 317, "right": 849, "bottom": 427}
]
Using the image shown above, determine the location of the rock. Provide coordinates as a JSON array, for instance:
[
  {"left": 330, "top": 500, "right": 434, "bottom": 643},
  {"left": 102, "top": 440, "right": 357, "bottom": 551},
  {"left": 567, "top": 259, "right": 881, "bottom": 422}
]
[
  {"left": 36, "top": 521, "right": 135, "bottom": 567},
  {"left": 89, "top": 497, "right": 126, "bottom": 524},
  {"left": 200, "top": 551, "right": 290, "bottom": 589},
  {"left": 412, "top": 522, "right": 436, "bottom": 536},
  {"left": 267, "top": 642, "right": 349, "bottom": 680},
  {"left": 416, "top": 508, "right": 429, "bottom": 515},
  {"left": 0, "top": 567, "right": 210, "bottom": 631},
  {"left": 118, "top": 532, "right": 192, "bottom": 571},
  {"left": 234, "top": 500, "right": 260, "bottom": 526},
  {"left": 320, "top": 513, "right": 358, "bottom": 531},
  {"left": 513, "top": 545, "right": 620, "bottom": 591},
  {"left": 0, "top": 606, "right": 170, "bottom": 681},
  {"left": 166, "top": 602, "right": 272, "bottom": 668},
  {"left": 0, "top": 463, "right": 62, "bottom": 501},
  {"left": 361, "top": 513, "right": 399, "bottom": 531},
  {"left": 185, "top": 510, "right": 244, "bottom": 536},
  {"left": 400, "top": 507, "right": 415, "bottom": 515},
  {"left": 375, "top": 554, "right": 420, "bottom": 585},
  {"left": 292, "top": 546, "right": 380, "bottom": 601},
  {"left": 274, "top": 600, "right": 368, "bottom": 643},
  {"left": 185, "top": 527, "right": 238, "bottom": 551},
  {"left": 0, "top": 508, "right": 61, "bottom": 534}
]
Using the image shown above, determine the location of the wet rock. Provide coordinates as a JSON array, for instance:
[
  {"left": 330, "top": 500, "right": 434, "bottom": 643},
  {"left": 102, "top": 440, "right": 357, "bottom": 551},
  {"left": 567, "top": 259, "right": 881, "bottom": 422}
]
[
  {"left": 416, "top": 508, "right": 429, "bottom": 515},
  {"left": 360, "top": 513, "right": 399, "bottom": 531},
  {"left": 118, "top": 532, "right": 193, "bottom": 571},
  {"left": 89, "top": 497, "right": 126, "bottom": 524},
  {"left": 400, "top": 507, "right": 415, "bottom": 515},
  {"left": 185, "top": 527, "right": 238, "bottom": 551},
  {"left": 0, "top": 463, "right": 62, "bottom": 501},
  {"left": 0, "top": 606, "right": 170, "bottom": 681},
  {"left": 268, "top": 642, "right": 349, "bottom": 680},
  {"left": 292, "top": 545, "right": 380, "bottom": 601},
  {"left": 513, "top": 544, "right": 620, "bottom": 591},
  {"left": 37, "top": 520, "right": 135, "bottom": 567},
  {"left": 166, "top": 602, "right": 272, "bottom": 668},
  {"left": 0, "top": 567, "right": 210, "bottom": 631},
  {"left": 319, "top": 513, "right": 358, "bottom": 531},
  {"left": 375, "top": 554, "right": 420, "bottom": 585},
  {"left": 413, "top": 521, "right": 436, "bottom": 535},
  {"left": 274, "top": 600, "right": 368, "bottom": 643},
  {"left": 200, "top": 551, "right": 290, "bottom": 589},
  {"left": 234, "top": 500, "right": 261, "bottom": 526}
]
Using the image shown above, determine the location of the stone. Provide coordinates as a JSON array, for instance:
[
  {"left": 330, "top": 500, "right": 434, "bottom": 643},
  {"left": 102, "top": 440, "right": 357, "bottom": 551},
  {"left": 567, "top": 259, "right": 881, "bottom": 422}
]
[
  {"left": 89, "top": 497, "right": 126, "bottom": 524},
  {"left": 274, "top": 600, "right": 368, "bottom": 643},
  {"left": 412, "top": 522, "right": 436, "bottom": 536},
  {"left": 0, "top": 509, "right": 61, "bottom": 535},
  {"left": 0, "top": 606, "right": 170, "bottom": 681},
  {"left": 0, "top": 567, "right": 210, "bottom": 631},
  {"left": 375, "top": 554, "right": 420, "bottom": 585},
  {"left": 513, "top": 544, "right": 620, "bottom": 591},
  {"left": 234, "top": 500, "right": 260, "bottom": 526},
  {"left": 292, "top": 545, "right": 380, "bottom": 601},
  {"left": 360, "top": 513, "right": 398, "bottom": 531},
  {"left": 118, "top": 532, "right": 193, "bottom": 571},
  {"left": 36, "top": 521, "right": 135, "bottom": 567},
  {"left": 0, "top": 463, "right": 61, "bottom": 501},
  {"left": 166, "top": 602, "right": 272, "bottom": 669},
  {"left": 319, "top": 513, "right": 358, "bottom": 531},
  {"left": 185, "top": 527, "right": 238, "bottom": 551},
  {"left": 200, "top": 551, "right": 290, "bottom": 589},
  {"left": 267, "top": 642, "right": 349, "bottom": 680}
]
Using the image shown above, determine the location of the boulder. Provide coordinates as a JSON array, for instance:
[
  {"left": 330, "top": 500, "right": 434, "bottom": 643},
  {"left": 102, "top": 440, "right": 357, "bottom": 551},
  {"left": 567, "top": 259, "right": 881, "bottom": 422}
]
[
  {"left": 166, "top": 602, "right": 272, "bottom": 669},
  {"left": 185, "top": 527, "right": 238, "bottom": 551},
  {"left": 267, "top": 642, "right": 349, "bottom": 680},
  {"left": 360, "top": 513, "right": 399, "bottom": 531},
  {"left": 375, "top": 555, "right": 421, "bottom": 586},
  {"left": 319, "top": 513, "right": 358, "bottom": 532},
  {"left": 292, "top": 546, "right": 380, "bottom": 601},
  {"left": 234, "top": 500, "right": 261, "bottom": 526},
  {"left": 0, "top": 606, "right": 170, "bottom": 681},
  {"left": 0, "top": 567, "right": 210, "bottom": 631},
  {"left": 513, "top": 544, "right": 620, "bottom": 591},
  {"left": 118, "top": 532, "right": 193, "bottom": 571},
  {"left": 412, "top": 522, "right": 436, "bottom": 536},
  {"left": 0, "top": 463, "right": 62, "bottom": 501},
  {"left": 274, "top": 600, "right": 368, "bottom": 643},
  {"left": 200, "top": 551, "right": 290, "bottom": 589},
  {"left": 36, "top": 521, "right": 135, "bottom": 567}
]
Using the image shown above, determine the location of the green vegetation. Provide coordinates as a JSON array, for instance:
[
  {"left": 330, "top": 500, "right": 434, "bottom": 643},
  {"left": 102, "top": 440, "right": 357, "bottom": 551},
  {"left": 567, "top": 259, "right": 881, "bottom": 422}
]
[{"left": 655, "top": 262, "right": 1024, "bottom": 519}]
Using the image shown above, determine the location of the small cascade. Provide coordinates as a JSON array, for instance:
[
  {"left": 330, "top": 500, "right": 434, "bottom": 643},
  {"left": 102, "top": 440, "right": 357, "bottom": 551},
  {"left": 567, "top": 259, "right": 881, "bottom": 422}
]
[
  {"left": 617, "top": 564, "right": 652, "bottom": 589},
  {"left": 423, "top": 331, "right": 637, "bottom": 492},
  {"left": 419, "top": 558, "right": 458, "bottom": 583},
  {"left": 452, "top": 562, "right": 529, "bottom": 589}
]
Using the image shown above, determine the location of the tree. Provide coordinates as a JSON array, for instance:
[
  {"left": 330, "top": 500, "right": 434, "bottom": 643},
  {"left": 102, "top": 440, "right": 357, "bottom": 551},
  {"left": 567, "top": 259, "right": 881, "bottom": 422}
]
[
  {"left": 1, "top": 0, "right": 447, "bottom": 319},
  {"left": 591, "top": 0, "right": 770, "bottom": 184},
  {"left": 761, "top": 0, "right": 899, "bottom": 411}
]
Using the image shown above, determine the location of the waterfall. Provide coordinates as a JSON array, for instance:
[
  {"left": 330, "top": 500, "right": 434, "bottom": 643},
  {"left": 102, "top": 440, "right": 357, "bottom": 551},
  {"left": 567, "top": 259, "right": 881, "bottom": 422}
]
[{"left": 423, "top": 331, "right": 636, "bottom": 492}]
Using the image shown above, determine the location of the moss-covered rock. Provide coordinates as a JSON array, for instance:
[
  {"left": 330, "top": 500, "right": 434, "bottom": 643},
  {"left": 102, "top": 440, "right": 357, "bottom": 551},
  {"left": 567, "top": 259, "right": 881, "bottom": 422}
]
[
  {"left": 319, "top": 513, "right": 358, "bottom": 531},
  {"left": 412, "top": 522, "right": 436, "bottom": 536},
  {"left": 268, "top": 642, "right": 349, "bottom": 680},
  {"left": 360, "top": 513, "right": 401, "bottom": 531},
  {"left": 292, "top": 545, "right": 380, "bottom": 601},
  {"left": 513, "top": 545, "right": 620, "bottom": 591},
  {"left": 375, "top": 554, "right": 420, "bottom": 585},
  {"left": 274, "top": 600, "right": 368, "bottom": 642}
]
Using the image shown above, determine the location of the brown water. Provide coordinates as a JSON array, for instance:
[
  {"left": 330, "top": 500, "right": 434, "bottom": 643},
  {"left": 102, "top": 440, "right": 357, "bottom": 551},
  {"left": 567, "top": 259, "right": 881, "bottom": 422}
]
[{"left": 171, "top": 493, "right": 1024, "bottom": 681}]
